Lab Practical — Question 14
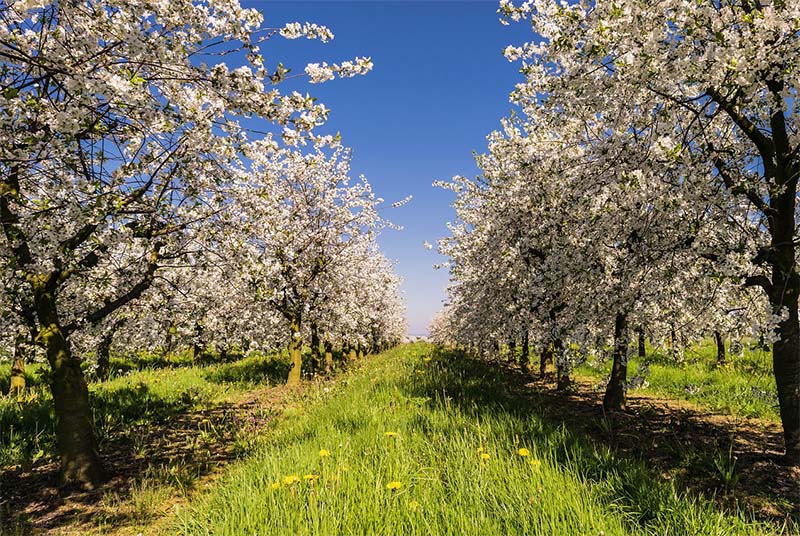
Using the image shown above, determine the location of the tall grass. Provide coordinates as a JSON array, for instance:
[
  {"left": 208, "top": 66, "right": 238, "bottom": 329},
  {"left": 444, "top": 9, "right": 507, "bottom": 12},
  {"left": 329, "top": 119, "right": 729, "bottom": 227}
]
[{"left": 176, "top": 343, "right": 778, "bottom": 535}]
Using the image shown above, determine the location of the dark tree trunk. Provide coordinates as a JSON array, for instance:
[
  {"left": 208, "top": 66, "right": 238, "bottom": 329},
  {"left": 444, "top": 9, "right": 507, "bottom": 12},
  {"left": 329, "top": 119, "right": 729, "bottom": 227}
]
[
  {"left": 714, "top": 331, "right": 726, "bottom": 367},
  {"left": 324, "top": 340, "right": 333, "bottom": 374},
  {"left": 540, "top": 345, "right": 551, "bottom": 378},
  {"left": 508, "top": 338, "right": 517, "bottom": 363},
  {"left": 522, "top": 331, "right": 530, "bottom": 371},
  {"left": 554, "top": 338, "right": 570, "bottom": 391},
  {"left": 637, "top": 326, "right": 646, "bottom": 359},
  {"left": 95, "top": 329, "right": 114, "bottom": 382},
  {"left": 192, "top": 323, "right": 204, "bottom": 362},
  {"left": 769, "top": 170, "right": 800, "bottom": 465},
  {"left": 604, "top": 312, "right": 629, "bottom": 412}
]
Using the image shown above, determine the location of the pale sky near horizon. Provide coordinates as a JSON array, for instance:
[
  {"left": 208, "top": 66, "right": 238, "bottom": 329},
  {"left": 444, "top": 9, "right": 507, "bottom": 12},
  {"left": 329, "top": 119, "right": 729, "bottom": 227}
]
[{"left": 249, "top": 1, "right": 530, "bottom": 334}]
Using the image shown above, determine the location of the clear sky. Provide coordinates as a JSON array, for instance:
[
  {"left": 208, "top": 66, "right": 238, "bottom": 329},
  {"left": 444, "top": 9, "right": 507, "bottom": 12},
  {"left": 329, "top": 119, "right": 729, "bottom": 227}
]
[{"left": 245, "top": 1, "right": 529, "bottom": 335}]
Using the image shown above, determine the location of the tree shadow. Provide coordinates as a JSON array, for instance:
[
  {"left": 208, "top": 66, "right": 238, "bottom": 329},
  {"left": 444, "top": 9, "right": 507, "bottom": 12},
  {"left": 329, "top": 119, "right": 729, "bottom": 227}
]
[
  {"left": 0, "top": 381, "right": 284, "bottom": 534},
  {"left": 204, "top": 355, "right": 291, "bottom": 386},
  {"left": 403, "top": 348, "right": 798, "bottom": 531}
]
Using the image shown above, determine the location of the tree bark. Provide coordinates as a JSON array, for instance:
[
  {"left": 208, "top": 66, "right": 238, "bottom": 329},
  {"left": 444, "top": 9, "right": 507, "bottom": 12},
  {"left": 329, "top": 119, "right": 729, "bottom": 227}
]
[
  {"left": 192, "top": 323, "right": 204, "bottom": 362},
  {"left": 554, "top": 337, "right": 570, "bottom": 390},
  {"left": 603, "top": 312, "right": 629, "bottom": 412},
  {"left": 714, "top": 331, "right": 726, "bottom": 367},
  {"left": 522, "top": 331, "right": 530, "bottom": 371},
  {"left": 324, "top": 340, "right": 333, "bottom": 374},
  {"left": 9, "top": 331, "right": 26, "bottom": 396},
  {"left": 637, "top": 326, "right": 646, "bottom": 359},
  {"left": 540, "top": 345, "right": 551, "bottom": 378},
  {"left": 38, "top": 295, "right": 105, "bottom": 488},
  {"left": 286, "top": 314, "right": 303, "bottom": 386},
  {"left": 310, "top": 322, "right": 321, "bottom": 373},
  {"left": 348, "top": 345, "right": 357, "bottom": 362},
  {"left": 95, "top": 328, "right": 114, "bottom": 382},
  {"left": 508, "top": 338, "right": 517, "bottom": 363},
  {"left": 769, "top": 171, "right": 800, "bottom": 465}
]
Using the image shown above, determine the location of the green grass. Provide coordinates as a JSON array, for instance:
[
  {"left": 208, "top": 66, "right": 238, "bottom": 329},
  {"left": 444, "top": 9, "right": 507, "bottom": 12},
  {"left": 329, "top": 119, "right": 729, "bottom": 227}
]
[
  {"left": 575, "top": 339, "right": 779, "bottom": 421},
  {"left": 0, "top": 351, "right": 291, "bottom": 469},
  {"left": 175, "top": 343, "right": 779, "bottom": 535}
]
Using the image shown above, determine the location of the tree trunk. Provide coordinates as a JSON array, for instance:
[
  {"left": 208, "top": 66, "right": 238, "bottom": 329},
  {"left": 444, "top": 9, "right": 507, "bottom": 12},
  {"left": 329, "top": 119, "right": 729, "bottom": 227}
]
[
  {"left": 554, "top": 338, "right": 570, "bottom": 390},
  {"left": 540, "top": 345, "right": 551, "bottom": 378},
  {"left": 310, "top": 322, "right": 321, "bottom": 372},
  {"left": 37, "top": 296, "right": 105, "bottom": 488},
  {"left": 604, "top": 312, "right": 629, "bottom": 412},
  {"left": 522, "top": 331, "right": 530, "bottom": 371},
  {"left": 9, "top": 332, "right": 26, "bottom": 397},
  {"left": 192, "top": 323, "right": 204, "bottom": 362},
  {"left": 714, "top": 331, "right": 726, "bottom": 367},
  {"left": 357, "top": 344, "right": 365, "bottom": 361},
  {"left": 95, "top": 329, "right": 114, "bottom": 382},
  {"left": 286, "top": 314, "right": 303, "bottom": 386},
  {"left": 324, "top": 340, "right": 333, "bottom": 374},
  {"left": 349, "top": 346, "right": 357, "bottom": 362},
  {"left": 637, "top": 326, "right": 646, "bottom": 359},
  {"left": 508, "top": 338, "right": 517, "bottom": 363},
  {"left": 770, "top": 173, "right": 800, "bottom": 465}
]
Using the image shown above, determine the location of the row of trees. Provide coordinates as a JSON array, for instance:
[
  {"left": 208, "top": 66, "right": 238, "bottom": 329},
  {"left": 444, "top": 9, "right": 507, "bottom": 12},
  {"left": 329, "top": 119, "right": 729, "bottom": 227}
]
[
  {"left": 0, "top": 0, "right": 405, "bottom": 489},
  {"left": 431, "top": 0, "right": 799, "bottom": 465}
]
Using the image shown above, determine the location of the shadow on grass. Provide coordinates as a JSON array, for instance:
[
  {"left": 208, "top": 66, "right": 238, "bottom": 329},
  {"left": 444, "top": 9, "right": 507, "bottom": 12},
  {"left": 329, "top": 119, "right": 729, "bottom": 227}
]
[
  {"left": 404, "top": 347, "right": 798, "bottom": 531},
  {"left": 0, "top": 378, "right": 283, "bottom": 534},
  {"left": 204, "top": 356, "right": 291, "bottom": 386}
]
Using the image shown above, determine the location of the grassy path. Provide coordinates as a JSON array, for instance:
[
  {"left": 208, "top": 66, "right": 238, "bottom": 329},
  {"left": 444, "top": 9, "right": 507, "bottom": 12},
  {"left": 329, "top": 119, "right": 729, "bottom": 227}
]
[{"left": 174, "top": 343, "right": 782, "bottom": 535}]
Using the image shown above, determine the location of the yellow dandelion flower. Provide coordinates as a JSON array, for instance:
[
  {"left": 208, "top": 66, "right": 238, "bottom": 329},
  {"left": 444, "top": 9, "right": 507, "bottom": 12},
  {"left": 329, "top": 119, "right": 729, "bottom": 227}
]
[
  {"left": 476, "top": 447, "right": 484, "bottom": 453},
  {"left": 385, "top": 431, "right": 399, "bottom": 438},
  {"left": 386, "top": 481, "right": 403, "bottom": 491},
  {"left": 408, "top": 500, "right": 420, "bottom": 511},
  {"left": 518, "top": 448, "right": 530, "bottom": 457},
  {"left": 530, "top": 459, "right": 542, "bottom": 470},
  {"left": 304, "top": 474, "right": 320, "bottom": 482},
  {"left": 282, "top": 475, "right": 300, "bottom": 485},
  {"left": 423, "top": 357, "right": 432, "bottom": 363},
  {"left": 481, "top": 453, "right": 491, "bottom": 461},
  {"left": 319, "top": 449, "right": 331, "bottom": 458},
  {"left": 271, "top": 482, "right": 280, "bottom": 490}
]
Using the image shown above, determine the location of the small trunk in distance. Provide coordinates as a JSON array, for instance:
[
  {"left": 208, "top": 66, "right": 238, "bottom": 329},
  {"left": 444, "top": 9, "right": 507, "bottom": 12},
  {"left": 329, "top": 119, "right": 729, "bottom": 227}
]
[
  {"left": 324, "top": 340, "right": 333, "bottom": 374},
  {"left": 286, "top": 315, "right": 303, "bottom": 386},
  {"left": 603, "top": 312, "right": 629, "bottom": 412},
  {"left": 637, "top": 326, "right": 646, "bottom": 359},
  {"left": 554, "top": 338, "right": 570, "bottom": 390},
  {"left": 714, "top": 331, "right": 726, "bottom": 367},
  {"left": 9, "top": 331, "right": 26, "bottom": 396},
  {"left": 521, "top": 331, "right": 530, "bottom": 372}
]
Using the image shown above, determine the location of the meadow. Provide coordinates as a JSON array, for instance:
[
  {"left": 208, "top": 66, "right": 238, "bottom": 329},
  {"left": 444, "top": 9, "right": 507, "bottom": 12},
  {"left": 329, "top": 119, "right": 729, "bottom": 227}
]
[{"left": 1, "top": 343, "right": 795, "bottom": 535}]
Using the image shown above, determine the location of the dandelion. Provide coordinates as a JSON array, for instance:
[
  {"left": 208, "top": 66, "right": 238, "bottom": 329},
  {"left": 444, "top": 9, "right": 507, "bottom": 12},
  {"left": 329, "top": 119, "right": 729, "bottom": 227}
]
[
  {"left": 477, "top": 447, "right": 484, "bottom": 453},
  {"left": 481, "top": 453, "right": 491, "bottom": 461},
  {"left": 386, "top": 481, "right": 403, "bottom": 491},
  {"left": 319, "top": 449, "right": 331, "bottom": 458},
  {"left": 271, "top": 482, "right": 280, "bottom": 490},
  {"left": 423, "top": 357, "right": 432, "bottom": 363},
  {"left": 304, "top": 474, "right": 320, "bottom": 482},
  {"left": 283, "top": 475, "right": 300, "bottom": 485},
  {"left": 408, "top": 500, "right": 420, "bottom": 511},
  {"left": 518, "top": 448, "right": 530, "bottom": 457},
  {"left": 385, "top": 431, "right": 399, "bottom": 438},
  {"left": 530, "top": 459, "right": 542, "bottom": 470}
]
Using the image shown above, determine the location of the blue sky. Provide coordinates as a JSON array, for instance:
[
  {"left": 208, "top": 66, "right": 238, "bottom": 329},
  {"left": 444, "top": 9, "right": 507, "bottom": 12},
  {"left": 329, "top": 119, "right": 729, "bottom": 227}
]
[{"left": 247, "top": 1, "right": 530, "bottom": 335}]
